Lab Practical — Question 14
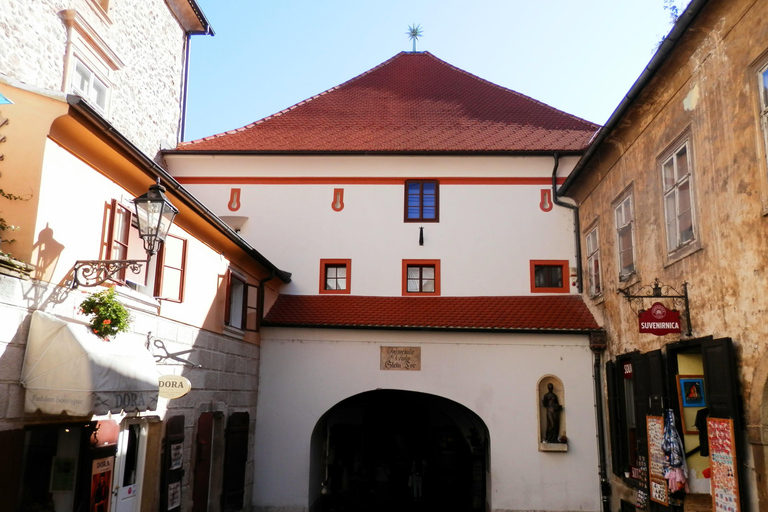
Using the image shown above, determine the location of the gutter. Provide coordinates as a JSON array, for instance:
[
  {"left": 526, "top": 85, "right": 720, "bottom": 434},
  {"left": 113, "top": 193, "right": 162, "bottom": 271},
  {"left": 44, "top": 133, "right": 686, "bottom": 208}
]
[
  {"left": 551, "top": 152, "right": 583, "bottom": 293},
  {"left": 557, "top": 0, "right": 710, "bottom": 196},
  {"left": 66, "top": 95, "right": 292, "bottom": 284},
  {"left": 260, "top": 323, "right": 600, "bottom": 335}
]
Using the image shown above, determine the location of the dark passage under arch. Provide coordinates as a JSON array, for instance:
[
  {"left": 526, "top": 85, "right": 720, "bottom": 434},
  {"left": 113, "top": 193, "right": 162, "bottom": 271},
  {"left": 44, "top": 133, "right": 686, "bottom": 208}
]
[{"left": 309, "top": 389, "right": 489, "bottom": 512}]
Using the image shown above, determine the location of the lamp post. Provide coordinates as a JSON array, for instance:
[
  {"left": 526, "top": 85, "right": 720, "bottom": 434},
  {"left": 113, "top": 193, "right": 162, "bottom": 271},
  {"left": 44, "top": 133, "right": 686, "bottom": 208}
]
[{"left": 72, "top": 179, "right": 179, "bottom": 288}]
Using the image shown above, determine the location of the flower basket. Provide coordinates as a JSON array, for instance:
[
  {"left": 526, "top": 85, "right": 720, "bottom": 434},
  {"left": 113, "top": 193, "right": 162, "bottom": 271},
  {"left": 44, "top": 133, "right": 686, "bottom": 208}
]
[{"left": 79, "top": 288, "right": 131, "bottom": 340}]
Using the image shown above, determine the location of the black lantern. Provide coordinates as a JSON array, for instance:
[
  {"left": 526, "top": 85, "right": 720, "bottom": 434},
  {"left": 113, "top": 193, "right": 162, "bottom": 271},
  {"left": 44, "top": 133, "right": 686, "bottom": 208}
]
[
  {"left": 71, "top": 179, "right": 178, "bottom": 288},
  {"left": 133, "top": 179, "right": 179, "bottom": 256}
]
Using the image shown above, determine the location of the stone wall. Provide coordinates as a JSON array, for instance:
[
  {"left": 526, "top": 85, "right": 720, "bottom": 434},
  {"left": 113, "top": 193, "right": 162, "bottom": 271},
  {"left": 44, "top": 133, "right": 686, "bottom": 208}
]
[{"left": 0, "top": 0, "right": 188, "bottom": 158}]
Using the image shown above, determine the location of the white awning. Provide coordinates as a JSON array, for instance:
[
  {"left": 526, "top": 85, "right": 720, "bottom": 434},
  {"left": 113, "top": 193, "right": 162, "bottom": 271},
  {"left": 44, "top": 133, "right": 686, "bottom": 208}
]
[{"left": 21, "top": 310, "right": 159, "bottom": 416}]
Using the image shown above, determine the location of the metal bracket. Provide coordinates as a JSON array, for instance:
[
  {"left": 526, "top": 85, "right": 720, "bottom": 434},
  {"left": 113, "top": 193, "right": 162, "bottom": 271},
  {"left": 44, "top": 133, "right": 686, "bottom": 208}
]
[
  {"left": 617, "top": 278, "right": 692, "bottom": 336},
  {"left": 71, "top": 259, "right": 147, "bottom": 289}
]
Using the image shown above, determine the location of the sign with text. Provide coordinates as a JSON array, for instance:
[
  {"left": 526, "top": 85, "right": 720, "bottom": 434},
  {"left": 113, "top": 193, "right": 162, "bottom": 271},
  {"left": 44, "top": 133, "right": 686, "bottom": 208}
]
[
  {"left": 708, "top": 417, "right": 741, "bottom": 512},
  {"left": 380, "top": 347, "right": 421, "bottom": 371},
  {"left": 639, "top": 302, "right": 681, "bottom": 336},
  {"left": 158, "top": 375, "right": 192, "bottom": 399},
  {"left": 646, "top": 415, "right": 669, "bottom": 506}
]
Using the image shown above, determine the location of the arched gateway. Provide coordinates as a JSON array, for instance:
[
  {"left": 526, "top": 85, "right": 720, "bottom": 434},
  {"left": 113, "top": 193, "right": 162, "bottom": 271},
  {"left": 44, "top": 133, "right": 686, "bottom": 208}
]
[{"left": 309, "top": 389, "right": 489, "bottom": 512}]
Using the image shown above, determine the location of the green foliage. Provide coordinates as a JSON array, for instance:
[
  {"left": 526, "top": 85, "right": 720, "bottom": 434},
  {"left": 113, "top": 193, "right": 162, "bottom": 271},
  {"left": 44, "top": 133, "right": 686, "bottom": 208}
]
[
  {"left": 79, "top": 288, "right": 132, "bottom": 340},
  {"left": 0, "top": 186, "right": 29, "bottom": 257}
]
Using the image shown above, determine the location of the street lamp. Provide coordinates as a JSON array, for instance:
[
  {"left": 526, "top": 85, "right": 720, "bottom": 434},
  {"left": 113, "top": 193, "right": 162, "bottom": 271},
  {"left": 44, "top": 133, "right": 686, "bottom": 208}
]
[{"left": 72, "top": 179, "right": 179, "bottom": 288}]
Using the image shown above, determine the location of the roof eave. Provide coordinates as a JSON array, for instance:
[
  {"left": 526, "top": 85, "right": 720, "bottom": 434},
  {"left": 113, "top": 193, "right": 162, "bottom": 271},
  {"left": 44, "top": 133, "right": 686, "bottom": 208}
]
[
  {"left": 66, "top": 95, "right": 291, "bottom": 283},
  {"left": 261, "top": 323, "right": 598, "bottom": 334},
  {"left": 557, "top": 0, "right": 710, "bottom": 196},
  {"left": 164, "top": 148, "right": 590, "bottom": 157}
]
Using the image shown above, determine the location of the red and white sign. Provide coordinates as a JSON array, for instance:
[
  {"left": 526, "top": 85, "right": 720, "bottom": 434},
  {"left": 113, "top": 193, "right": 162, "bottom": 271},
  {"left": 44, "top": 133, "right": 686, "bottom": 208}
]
[{"left": 639, "top": 302, "right": 681, "bottom": 336}]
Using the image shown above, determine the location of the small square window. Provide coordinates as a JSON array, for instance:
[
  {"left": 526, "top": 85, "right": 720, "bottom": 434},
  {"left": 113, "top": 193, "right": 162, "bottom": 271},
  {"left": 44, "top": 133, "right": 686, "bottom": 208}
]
[
  {"left": 319, "top": 259, "right": 351, "bottom": 294},
  {"left": 402, "top": 259, "right": 441, "bottom": 295},
  {"left": 529, "top": 260, "right": 569, "bottom": 293},
  {"left": 70, "top": 57, "right": 109, "bottom": 113},
  {"left": 404, "top": 180, "right": 439, "bottom": 222}
]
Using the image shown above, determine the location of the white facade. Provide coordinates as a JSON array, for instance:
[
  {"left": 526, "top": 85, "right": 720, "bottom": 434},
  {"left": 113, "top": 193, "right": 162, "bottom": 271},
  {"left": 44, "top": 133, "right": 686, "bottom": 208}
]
[
  {"left": 165, "top": 151, "right": 602, "bottom": 512},
  {"left": 166, "top": 154, "right": 582, "bottom": 297},
  {"left": 256, "top": 328, "right": 599, "bottom": 512}
]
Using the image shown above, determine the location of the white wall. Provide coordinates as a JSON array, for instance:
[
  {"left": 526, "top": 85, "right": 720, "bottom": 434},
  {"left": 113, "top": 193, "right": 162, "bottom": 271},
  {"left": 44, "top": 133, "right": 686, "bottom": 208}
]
[
  {"left": 255, "top": 327, "right": 600, "bottom": 512},
  {"left": 165, "top": 154, "right": 581, "bottom": 296}
]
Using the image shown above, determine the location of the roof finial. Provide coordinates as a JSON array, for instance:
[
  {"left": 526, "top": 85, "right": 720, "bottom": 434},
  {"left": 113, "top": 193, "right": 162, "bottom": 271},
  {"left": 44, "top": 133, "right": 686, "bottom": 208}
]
[{"left": 406, "top": 24, "right": 423, "bottom": 52}]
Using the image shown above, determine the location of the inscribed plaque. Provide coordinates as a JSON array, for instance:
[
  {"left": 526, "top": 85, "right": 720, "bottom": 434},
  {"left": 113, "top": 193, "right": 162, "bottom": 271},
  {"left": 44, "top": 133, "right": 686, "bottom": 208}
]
[{"left": 380, "top": 346, "right": 421, "bottom": 371}]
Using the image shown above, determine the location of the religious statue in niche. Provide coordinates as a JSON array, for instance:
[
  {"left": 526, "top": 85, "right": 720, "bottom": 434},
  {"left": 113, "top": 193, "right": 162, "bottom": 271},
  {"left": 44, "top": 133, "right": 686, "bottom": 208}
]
[{"left": 540, "top": 379, "right": 566, "bottom": 444}]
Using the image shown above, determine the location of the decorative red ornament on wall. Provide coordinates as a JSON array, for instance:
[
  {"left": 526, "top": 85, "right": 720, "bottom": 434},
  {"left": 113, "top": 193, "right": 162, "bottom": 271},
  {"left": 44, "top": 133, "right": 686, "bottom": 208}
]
[
  {"left": 332, "top": 188, "right": 344, "bottom": 212},
  {"left": 539, "top": 189, "right": 553, "bottom": 212},
  {"left": 228, "top": 188, "right": 241, "bottom": 212}
]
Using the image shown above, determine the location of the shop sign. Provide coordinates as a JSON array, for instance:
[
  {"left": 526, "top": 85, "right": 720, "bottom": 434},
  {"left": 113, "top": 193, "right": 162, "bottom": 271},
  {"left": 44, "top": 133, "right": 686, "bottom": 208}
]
[
  {"left": 90, "top": 456, "right": 114, "bottom": 512},
  {"left": 623, "top": 361, "right": 633, "bottom": 379},
  {"left": 639, "top": 302, "right": 681, "bottom": 336},
  {"left": 159, "top": 375, "right": 192, "bottom": 399}
]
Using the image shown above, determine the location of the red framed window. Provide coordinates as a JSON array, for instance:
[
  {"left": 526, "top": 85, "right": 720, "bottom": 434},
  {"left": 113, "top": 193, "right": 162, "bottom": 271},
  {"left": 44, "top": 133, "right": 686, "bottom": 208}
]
[
  {"left": 225, "top": 270, "right": 259, "bottom": 332},
  {"left": 529, "top": 260, "right": 570, "bottom": 293},
  {"left": 404, "top": 180, "right": 439, "bottom": 222},
  {"left": 402, "top": 259, "right": 441, "bottom": 295},
  {"left": 319, "top": 259, "right": 351, "bottom": 294},
  {"left": 154, "top": 234, "right": 187, "bottom": 302}
]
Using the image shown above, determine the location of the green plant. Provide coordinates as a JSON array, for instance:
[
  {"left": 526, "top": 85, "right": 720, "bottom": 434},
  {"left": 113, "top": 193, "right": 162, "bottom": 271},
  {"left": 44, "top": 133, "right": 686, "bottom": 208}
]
[
  {"left": 79, "top": 288, "right": 131, "bottom": 340},
  {"left": 0, "top": 187, "right": 27, "bottom": 257}
]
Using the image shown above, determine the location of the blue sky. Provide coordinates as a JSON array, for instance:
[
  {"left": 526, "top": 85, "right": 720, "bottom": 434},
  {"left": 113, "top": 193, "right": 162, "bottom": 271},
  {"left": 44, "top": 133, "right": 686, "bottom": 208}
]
[{"left": 183, "top": 1, "right": 680, "bottom": 142}]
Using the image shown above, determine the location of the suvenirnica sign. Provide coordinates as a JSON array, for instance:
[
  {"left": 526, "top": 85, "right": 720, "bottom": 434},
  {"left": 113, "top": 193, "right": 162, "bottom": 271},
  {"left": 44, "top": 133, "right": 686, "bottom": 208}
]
[{"left": 639, "top": 302, "right": 681, "bottom": 336}]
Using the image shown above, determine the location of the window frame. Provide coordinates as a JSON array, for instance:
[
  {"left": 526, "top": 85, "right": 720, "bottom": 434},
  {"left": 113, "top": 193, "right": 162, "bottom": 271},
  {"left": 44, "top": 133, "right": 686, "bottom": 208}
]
[
  {"left": 529, "top": 260, "right": 570, "bottom": 293},
  {"left": 613, "top": 189, "right": 636, "bottom": 281},
  {"left": 224, "top": 270, "right": 259, "bottom": 332},
  {"left": 758, "top": 62, "right": 768, "bottom": 181},
  {"left": 660, "top": 138, "right": 697, "bottom": 255},
  {"left": 154, "top": 233, "right": 187, "bottom": 302},
  {"left": 585, "top": 226, "right": 602, "bottom": 298},
  {"left": 70, "top": 56, "right": 109, "bottom": 113},
  {"left": 404, "top": 180, "right": 439, "bottom": 222},
  {"left": 319, "top": 259, "right": 351, "bottom": 295},
  {"left": 402, "top": 259, "right": 441, "bottom": 296}
]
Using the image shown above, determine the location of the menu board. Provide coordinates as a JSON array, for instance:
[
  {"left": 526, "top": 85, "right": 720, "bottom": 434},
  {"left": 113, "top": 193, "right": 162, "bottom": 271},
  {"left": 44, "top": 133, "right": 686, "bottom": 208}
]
[
  {"left": 708, "top": 417, "right": 741, "bottom": 512},
  {"left": 646, "top": 415, "right": 668, "bottom": 506}
]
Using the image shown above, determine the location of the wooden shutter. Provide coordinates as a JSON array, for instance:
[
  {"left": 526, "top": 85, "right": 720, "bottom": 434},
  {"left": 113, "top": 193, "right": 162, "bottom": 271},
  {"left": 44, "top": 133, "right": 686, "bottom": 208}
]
[
  {"left": 192, "top": 413, "right": 214, "bottom": 512},
  {"left": 0, "top": 429, "right": 24, "bottom": 510},
  {"left": 244, "top": 283, "right": 259, "bottom": 332},
  {"left": 632, "top": 352, "right": 650, "bottom": 458},
  {"left": 161, "top": 415, "right": 185, "bottom": 512},
  {"left": 702, "top": 337, "right": 740, "bottom": 420},
  {"left": 155, "top": 234, "right": 187, "bottom": 302},
  {"left": 606, "top": 361, "right": 624, "bottom": 476},
  {"left": 221, "top": 412, "right": 250, "bottom": 512}
]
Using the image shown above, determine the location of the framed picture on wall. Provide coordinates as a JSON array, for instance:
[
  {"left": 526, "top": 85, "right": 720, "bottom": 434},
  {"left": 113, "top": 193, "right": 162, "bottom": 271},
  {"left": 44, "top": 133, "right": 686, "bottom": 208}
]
[
  {"left": 679, "top": 376, "right": 705, "bottom": 407},
  {"left": 676, "top": 375, "right": 706, "bottom": 434}
]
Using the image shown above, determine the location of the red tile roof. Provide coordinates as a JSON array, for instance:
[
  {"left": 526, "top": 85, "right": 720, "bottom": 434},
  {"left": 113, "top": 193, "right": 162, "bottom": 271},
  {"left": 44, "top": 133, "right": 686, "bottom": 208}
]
[
  {"left": 178, "top": 52, "right": 599, "bottom": 154},
  {"left": 263, "top": 295, "right": 599, "bottom": 332}
]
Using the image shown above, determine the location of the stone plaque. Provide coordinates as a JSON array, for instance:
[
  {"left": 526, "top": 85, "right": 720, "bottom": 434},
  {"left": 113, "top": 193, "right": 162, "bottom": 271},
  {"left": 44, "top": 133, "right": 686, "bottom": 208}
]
[{"left": 380, "top": 346, "right": 421, "bottom": 371}]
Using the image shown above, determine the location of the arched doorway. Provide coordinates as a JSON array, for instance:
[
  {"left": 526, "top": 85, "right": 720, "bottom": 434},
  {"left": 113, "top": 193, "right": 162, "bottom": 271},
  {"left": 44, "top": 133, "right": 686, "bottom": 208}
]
[{"left": 309, "top": 389, "right": 489, "bottom": 512}]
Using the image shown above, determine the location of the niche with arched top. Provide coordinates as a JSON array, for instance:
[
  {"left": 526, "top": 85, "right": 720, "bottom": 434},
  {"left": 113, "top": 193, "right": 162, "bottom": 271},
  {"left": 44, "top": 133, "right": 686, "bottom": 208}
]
[{"left": 537, "top": 375, "right": 567, "bottom": 452}]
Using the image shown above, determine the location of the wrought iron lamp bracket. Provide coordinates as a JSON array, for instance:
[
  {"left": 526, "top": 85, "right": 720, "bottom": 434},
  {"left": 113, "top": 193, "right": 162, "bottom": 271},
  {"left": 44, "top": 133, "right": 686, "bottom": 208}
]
[
  {"left": 71, "top": 259, "right": 147, "bottom": 289},
  {"left": 617, "top": 278, "right": 692, "bottom": 336}
]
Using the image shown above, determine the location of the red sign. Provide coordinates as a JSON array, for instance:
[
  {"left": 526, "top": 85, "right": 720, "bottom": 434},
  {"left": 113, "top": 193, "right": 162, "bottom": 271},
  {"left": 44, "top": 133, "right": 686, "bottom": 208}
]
[{"left": 639, "top": 302, "right": 681, "bottom": 336}]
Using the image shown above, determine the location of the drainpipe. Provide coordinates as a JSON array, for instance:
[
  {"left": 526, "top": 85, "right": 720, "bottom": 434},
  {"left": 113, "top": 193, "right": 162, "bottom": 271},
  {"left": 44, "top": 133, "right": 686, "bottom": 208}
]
[
  {"left": 591, "top": 334, "right": 611, "bottom": 512},
  {"left": 179, "top": 32, "right": 192, "bottom": 142},
  {"left": 551, "top": 152, "right": 583, "bottom": 293}
]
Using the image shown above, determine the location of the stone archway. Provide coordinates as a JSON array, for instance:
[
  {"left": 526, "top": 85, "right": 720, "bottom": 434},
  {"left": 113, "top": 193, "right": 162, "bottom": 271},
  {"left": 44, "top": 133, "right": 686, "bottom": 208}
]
[{"left": 309, "top": 389, "right": 489, "bottom": 512}]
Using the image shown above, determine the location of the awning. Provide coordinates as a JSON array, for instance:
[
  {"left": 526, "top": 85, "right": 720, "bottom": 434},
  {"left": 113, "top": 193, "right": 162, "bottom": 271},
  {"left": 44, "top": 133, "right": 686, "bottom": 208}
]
[{"left": 21, "top": 310, "right": 159, "bottom": 416}]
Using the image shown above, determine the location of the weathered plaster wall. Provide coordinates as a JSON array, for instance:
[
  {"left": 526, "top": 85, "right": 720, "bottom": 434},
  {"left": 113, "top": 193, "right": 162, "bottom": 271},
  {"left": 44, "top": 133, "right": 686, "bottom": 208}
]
[
  {"left": 0, "top": 0, "right": 187, "bottom": 157},
  {"left": 566, "top": 0, "right": 768, "bottom": 509}
]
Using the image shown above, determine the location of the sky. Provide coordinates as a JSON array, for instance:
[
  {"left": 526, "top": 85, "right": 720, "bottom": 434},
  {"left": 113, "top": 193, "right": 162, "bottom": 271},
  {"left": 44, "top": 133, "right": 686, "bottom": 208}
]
[{"left": 183, "top": 0, "right": 681, "bottom": 142}]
